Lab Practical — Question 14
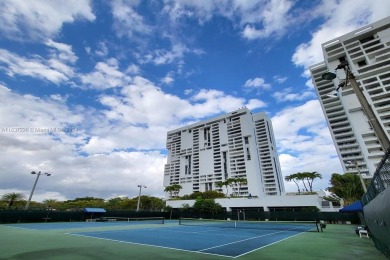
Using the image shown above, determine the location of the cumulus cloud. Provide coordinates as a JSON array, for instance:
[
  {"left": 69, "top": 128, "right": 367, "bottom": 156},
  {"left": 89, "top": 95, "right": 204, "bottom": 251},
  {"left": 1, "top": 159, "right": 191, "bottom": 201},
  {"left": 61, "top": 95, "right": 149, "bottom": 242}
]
[
  {"left": 0, "top": 49, "right": 70, "bottom": 84},
  {"left": 110, "top": 0, "right": 153, "bottom": 39},
  {"left": 80, "top": 58, "right": 132, "bottom": 89},
  {"left": 0, "top": 0, "right": 95, "bottom": 41},
  {"left": 272, "top": 88, "right": 316, "bottom": 102},
  {"left": 244, "top": 77, "right": 271, "bottom": 91}
]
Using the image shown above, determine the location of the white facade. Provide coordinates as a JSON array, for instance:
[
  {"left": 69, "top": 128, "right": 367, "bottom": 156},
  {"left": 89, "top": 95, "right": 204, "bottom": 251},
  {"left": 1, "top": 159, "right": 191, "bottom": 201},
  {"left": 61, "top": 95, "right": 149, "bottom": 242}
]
[
  {"left": 310, "top": 17, "right": 390, "bottom": 178},
  {"left": 165, "top": 191, "right": 340, "bottom": 212},
  {"left": 163, "top": 108, "right": 285, "bottom": 198}
]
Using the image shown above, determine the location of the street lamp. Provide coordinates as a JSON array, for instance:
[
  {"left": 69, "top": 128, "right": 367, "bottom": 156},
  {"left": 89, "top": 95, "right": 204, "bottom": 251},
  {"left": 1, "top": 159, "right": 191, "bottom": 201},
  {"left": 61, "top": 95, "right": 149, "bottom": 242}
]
[
  {"left": 136, "top": 185, "right": 147, "bottom": 212},
  {"left": 346, "top": 160, "right": 367, "bottom": 193},
  {"left": 322, "top": 61, "right": 390, "bottom": 151},
  {"left": 24, "top": 171, "right": 51, "bottom": 210}
]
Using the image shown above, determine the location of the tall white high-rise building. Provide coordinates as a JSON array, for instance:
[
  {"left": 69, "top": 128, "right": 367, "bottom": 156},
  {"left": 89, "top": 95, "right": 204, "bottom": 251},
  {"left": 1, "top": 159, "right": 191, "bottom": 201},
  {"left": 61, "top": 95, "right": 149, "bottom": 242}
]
[
  {"left": 310, "top": 17, "right": 390, "bottom": 178},
  {"left": 163, "top": 107, "right": 285, "bottom": 198}
]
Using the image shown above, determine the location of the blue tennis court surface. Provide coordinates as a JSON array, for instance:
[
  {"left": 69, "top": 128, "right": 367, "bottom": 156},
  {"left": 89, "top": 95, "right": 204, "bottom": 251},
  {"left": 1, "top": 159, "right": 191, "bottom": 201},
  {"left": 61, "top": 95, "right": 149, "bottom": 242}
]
[{"left": 69, "top": 224, "right": 313, "bottom": 258}]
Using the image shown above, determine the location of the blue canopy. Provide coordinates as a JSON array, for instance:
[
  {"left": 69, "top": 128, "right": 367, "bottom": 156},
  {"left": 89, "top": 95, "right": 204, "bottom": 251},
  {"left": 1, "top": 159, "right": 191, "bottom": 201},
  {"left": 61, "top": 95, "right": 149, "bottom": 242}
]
[
  {"left": 339, "top": 201, "right": 363, "bottom": 213},
  {"left": 83, "top": 208, "right": 106, "bottom": 213}
]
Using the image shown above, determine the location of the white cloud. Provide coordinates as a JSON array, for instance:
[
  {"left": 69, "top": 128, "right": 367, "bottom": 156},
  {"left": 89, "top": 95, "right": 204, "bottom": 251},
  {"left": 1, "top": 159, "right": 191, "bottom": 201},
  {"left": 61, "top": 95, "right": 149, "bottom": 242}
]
[
  {"left": 95, "top": 42, "right": 109, "bottom": 57},
  {"left": 0, "top": 49, "right": 69, "bottom": 84},
  {"left": 0, "top": 83, "right": 167, "bottom": 200},
  {"left": 161, "top": 71, "right": 175, "bottom": 85},
  {"left": 272, "top": 88, "right": 316, "bottom": 102},
  {"left": 242, "top": 0, "right": 292, "bottom": 39},
  {"left": 0, "top": 0, "right": 95, "bottom": 41},
  {"left": 244, "top": 77, "right": 271, "bottom": 90},
  {"left": 80, "top": 59, "right": 132, "bottom": 89},
  {"left": 110, "top": 0, "right": 153, "bottom": 39},
  {"left": 83, "top": 77, "right": 268, "bottom": 153},
  {"left": 273, "top": 75, "right": 287, "bottom": 84},
  {"left": 162, "top": 0, "right": 296, "bottom": 40},
  {"left": 141, "top": 44, "right": 204, "bottom": 66},
  {"left": 126, "top": 64, "right": 141, "bottom": 75},
  {"left": 45, "top": 40, "right": 78, "bottom": 64}
]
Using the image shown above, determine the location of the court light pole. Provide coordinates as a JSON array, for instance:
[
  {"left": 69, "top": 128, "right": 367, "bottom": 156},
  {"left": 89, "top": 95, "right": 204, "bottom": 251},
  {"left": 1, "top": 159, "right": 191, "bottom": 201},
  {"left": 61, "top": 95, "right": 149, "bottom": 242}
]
[
  {"left": 136, "top": 185, "right": 147, "bottom": 212},
  {"left": 346, "top": 160, "right": 367, "bottom": 193},
  {"left": 322, "top": 61, "right": 390, "bottom": 151},
  {"left": 24, "top": 171, "right": 51, "bottom": 210}
]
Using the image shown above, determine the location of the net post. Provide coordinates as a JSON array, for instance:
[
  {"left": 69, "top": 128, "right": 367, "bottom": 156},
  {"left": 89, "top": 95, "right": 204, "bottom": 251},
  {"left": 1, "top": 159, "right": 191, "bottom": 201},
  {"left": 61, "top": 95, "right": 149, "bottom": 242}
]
[{"left": 315, "top": 220, "right": 322, "bottom": 232}]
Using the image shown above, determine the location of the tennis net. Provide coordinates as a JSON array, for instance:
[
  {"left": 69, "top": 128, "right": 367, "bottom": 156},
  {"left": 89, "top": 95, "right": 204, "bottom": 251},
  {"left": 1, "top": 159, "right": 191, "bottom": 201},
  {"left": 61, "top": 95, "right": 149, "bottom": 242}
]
[
  {"left": 179, "top": 218, "right": 320, "bottom": 232},
  {"left": 97, "top": 217, "right": 165, "bottom": 224}
]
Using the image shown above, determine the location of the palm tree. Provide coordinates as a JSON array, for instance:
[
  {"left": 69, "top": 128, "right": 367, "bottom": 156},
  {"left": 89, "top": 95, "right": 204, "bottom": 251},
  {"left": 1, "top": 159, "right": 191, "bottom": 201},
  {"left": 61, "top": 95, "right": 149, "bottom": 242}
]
[
  {"left": 171, "top": 184, "right": 182, "bottom": 197},
  {"left": 164, "top": 184, "right": 182, "bottom": 198},
  {"left": 304, "top": 172, "right": 322, "bottom": 192},
  {"left": 296, "top": 172, "right": 309, "bottom": 192},
  {"left": 223, "top": 179, "right": 234, "bottom": 197},
  {"left": 215, "top": 181, "right": 225, "bottom": 194},
  {"left": 235, "top": 177, "right": 247, "bottom": 196},
  {"left": 284, "top": 174, "right": 301, "bottom": 194},
  {"left": 1, "top": 192, "right": 26, "bottom": 207},
  {"left": 164, "top": 185, "right": 175, "bottom": 198}
]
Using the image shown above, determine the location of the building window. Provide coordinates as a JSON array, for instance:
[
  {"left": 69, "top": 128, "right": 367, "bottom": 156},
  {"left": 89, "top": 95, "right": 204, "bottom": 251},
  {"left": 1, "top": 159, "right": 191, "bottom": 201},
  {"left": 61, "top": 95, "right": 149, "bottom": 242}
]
[
  {"left": 244, "top": 136, "right": 249, "bottom": 144},
  {"left": 359, "top": 35, "right": 374, "bottom": 44},
  {"left": 246, "top": 147, "right": 251, "bottom": 160},
  {"left": 204, "top": 127, "right": 211, "bottom": 147},
  {"left": 223, "top": 152, "right": 228, "bottom": 179},
  {"left": 357, "top": 59, "right": 367, "bottom": 67}
]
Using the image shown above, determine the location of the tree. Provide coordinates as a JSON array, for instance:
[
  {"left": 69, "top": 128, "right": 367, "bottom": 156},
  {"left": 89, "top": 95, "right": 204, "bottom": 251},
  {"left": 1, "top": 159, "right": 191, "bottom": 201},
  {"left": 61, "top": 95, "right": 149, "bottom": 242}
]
[
  {"left": 235, "top": 177, "right": 247, "bottom": 196},
  {"left": 1, "top": 192, "right": 26, "bottom": 207},
  {"left": 63, "top": 197, "right": 106, "bottom": 209},
  {"left": 285, "top": 172, "right": 322, "bottom": 193},
  {"left": 171, "top": 184, "right": 182, "bottom": 197},
  {"left": 164, "top": 184, "right": 182, "bottom": 198},
  {"left": 296, "top": 172, "right": 309, "bottom": 192},
  {"left": 215, "top": 181, "right": 225, "bottom": 194},
  {"left": 304, "top": 172, "right": 322, "bottom": 192},
  {"left": 106, "top": 197, "right": 128, "bottom": 209},
  {"left": 285, "top": 174, "right": 301, "bottom": 194},
  {"left": 327, "top": 173, "right": 365, "bottom": 205},
  {"left": 42, "top": 199, "right": 59, "bottom": 209},
  {"left": 217, "top": 179, "right": 234, "bottom": 197},
  {"left": 193, "top": 196, "right": 222, "bottom": 215}
]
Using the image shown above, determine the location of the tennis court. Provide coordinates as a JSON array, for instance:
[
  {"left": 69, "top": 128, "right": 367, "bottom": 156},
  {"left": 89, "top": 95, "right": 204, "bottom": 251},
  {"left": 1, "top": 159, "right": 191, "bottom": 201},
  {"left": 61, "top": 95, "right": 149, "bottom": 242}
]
[
  {"left": 1, "top": 218, "right": 386, "bottom": 259},
  {"left": 67, "top": 219, "right": 318, "bottom": 258}
]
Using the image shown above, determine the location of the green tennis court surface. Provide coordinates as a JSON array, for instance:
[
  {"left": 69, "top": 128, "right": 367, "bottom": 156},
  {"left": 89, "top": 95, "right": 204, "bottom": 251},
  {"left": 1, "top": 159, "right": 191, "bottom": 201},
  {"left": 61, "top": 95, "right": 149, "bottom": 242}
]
[{"left": 0, "top": 220, "right": 386, "bottom": 259}]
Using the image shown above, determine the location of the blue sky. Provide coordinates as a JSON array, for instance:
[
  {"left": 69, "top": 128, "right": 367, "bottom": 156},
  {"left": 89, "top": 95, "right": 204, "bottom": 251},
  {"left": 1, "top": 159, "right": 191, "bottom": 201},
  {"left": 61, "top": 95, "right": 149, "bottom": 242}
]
[{"left": 1, "top": 0, "right": 389, "bottom": 202}]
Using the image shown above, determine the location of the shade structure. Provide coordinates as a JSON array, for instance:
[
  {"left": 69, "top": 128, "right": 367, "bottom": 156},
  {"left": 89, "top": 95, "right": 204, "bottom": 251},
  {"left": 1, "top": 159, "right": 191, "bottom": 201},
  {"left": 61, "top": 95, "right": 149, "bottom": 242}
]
[
  {"left": 83, "top": 208, "right": 106, "bottom": 213},
  {"left": 339, "top": 201, "right": 363, "bottom": 213}
]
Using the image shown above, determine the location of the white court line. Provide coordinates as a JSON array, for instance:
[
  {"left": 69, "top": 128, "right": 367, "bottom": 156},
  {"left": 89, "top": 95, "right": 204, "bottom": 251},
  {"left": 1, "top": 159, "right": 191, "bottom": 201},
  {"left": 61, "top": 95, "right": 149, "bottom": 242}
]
[
  {"left": 198, "top": 229, "right": 287, "bottom": 252},
  {"left": 234, "top": 230, "right": 308, "bottom": 258},
  {"left": 67, "top": 233, "right": 234, "bottom": 258}
]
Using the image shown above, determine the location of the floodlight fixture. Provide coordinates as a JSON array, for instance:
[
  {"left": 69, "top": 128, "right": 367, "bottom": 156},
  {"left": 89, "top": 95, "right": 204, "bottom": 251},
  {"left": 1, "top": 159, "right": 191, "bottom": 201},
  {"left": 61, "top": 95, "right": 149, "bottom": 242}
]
[
  {"left": 321, "top": 71, "right": 337, "bottom": 81},
  {"left": 136, "top": 184, "right": 147, "bottom": 212},
  {"left": 321, "top": 61, "right": 390, "bottom": 151},
  {"left": 24, "top": 171, "right": 51, "bottom": 210}
]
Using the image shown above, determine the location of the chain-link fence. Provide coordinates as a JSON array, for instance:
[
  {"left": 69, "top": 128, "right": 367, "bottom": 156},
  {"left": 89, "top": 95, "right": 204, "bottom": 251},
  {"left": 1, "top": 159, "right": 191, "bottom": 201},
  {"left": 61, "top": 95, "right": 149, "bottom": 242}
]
[{"left": 362, "top": 148, "right": 390, "bottom": 205}]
